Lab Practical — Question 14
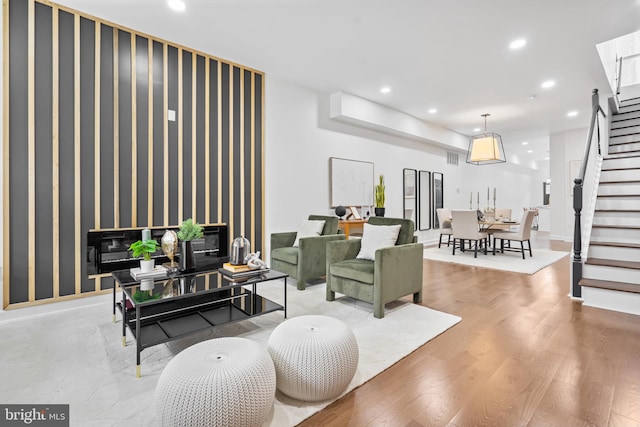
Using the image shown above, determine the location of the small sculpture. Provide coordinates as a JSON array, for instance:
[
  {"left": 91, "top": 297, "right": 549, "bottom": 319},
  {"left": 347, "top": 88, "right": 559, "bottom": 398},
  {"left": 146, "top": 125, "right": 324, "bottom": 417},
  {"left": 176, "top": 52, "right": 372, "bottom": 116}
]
[{"left": 161, "top": 230, "right": 178, "bottom": 272}]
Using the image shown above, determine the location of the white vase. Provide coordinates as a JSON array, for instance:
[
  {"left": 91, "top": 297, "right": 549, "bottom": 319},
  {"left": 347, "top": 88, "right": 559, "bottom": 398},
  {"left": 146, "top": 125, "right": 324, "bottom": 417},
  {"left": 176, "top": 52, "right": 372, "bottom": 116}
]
[
  {"left": 140, "top": 259, "right": 155, "bottom": 273},
  {"left": 140, "top": 279, "right": 154, "bottom": 291}
]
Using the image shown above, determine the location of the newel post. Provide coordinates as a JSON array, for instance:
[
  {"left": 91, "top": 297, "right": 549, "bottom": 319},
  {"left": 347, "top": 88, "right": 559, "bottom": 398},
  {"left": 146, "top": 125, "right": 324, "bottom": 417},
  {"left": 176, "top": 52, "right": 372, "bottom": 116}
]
[{"left": 571, "top": 178, "right": 583, "bottom": 298}]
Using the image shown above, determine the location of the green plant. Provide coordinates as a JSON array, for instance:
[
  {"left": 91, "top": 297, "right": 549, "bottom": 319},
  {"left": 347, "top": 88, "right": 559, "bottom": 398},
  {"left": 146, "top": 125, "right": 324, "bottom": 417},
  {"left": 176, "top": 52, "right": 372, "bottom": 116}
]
[
  {"left": 177, "top": 218, "right": 204, "bottom": 241},
  {"left": 375, "top": 174, "right": 385, "bottom": 208},
  {"left": 128, "top": 239, "right": 159, "bottom": 261}
]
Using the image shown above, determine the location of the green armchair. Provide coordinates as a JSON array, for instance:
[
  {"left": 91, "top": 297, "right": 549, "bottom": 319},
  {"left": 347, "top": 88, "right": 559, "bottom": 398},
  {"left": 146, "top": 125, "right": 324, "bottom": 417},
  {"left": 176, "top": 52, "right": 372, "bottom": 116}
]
[
  {"left": 326, "top": 217, "right": 423, "bottom": 318},
  {"left": 271, "top": 215, "right": 346, "bottom": 290}
]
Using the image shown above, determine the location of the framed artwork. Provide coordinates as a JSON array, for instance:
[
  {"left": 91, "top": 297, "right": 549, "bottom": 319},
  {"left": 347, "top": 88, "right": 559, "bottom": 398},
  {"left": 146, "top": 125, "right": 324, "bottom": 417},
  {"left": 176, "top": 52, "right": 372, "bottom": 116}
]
[
  {"left": 403, "top": 169, "right": 417, "bottom": 229},
  {"left": 432, "top": 172, "right": 444, "bottom": 229},
  {"left": 418, "top": 170, "right": 431, "bottom": 230},
  {"left": 329, "top": 157, "right": 375, "bottom": 207}
]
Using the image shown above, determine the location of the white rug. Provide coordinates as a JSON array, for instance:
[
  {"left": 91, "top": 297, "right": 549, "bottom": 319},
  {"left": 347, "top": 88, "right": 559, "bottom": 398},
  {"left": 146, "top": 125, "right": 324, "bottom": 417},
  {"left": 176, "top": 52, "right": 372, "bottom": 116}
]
[
  {"left": 423, "top": 245, "right": 569, "bottom": 274},
  {"left": 0, "top": 280, "right": 460, "bottom": 427}
]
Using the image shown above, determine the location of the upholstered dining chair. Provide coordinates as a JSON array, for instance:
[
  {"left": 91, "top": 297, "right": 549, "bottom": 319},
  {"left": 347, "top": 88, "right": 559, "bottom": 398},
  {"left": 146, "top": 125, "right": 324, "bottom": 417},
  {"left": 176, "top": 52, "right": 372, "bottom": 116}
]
[
  {"left": 436, "top": 208, "right": 453, "bottom": 248},
  {"left": 325, "top": 217, "right": 423, "bottom": 319},
  {"left": 271, "top": 215, "right": 345, "bottom": 290},
  {"left": 451, "top": 210, "right": 488, "bottom": 258},
  {"left": 492, "top": 209, "right": 537, "bottom": 259}
]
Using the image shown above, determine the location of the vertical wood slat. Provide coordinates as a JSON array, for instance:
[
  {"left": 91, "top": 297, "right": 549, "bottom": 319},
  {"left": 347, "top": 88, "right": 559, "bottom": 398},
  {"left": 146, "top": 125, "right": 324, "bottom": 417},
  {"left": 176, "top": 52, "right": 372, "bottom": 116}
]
[
  {"left": 205, "top": 58, "right": 210, "bottom": 224},
  {"left": 51, "top": 5, "right": 60, "bottom": 298},
  {"left": 73, "top": 13, "right": 81, "bottom": 295},
  {"left": 261, "top": 74, "right": 265, "bottom": 246},
  {"left": 192, "top": 53, "right": 197, "bottom": 221},
  {"left": 217, "top": 61, "right": 222, "bottom": 223},
  {"left": 28, "top": 0, "right": 36, "bottom": 301},
  {"left": 163, "top": 43, "right": 168, "bottom": 226},
  {"left": 240, "top": 67, "right": 245, "bottom": 237},
  {"left": 130, "top": 35, "right": 137, "bottom": 227},
  {"left": 113, "top": 29, "right": 119, "bottom": 228},
  {"left": 251, "top": 73, "right": 256, "bottom": 247},
  {"left": 147, "top": 37, "right": 153, "bottom": 226},
  {"left": 2, "top": 0, "right": 10, "bottom": 307},
  {"left": 229, "top": 66, "right": 233, "bottom": 239},
  {"left": 94, "top": 21, "right": 101, "bottom": 291},
  {"left": 178, "top": 47, "right": 183, "bottom": 223},
  {"left": 94, "top": 22, "right": 101, "bottom": 229}
]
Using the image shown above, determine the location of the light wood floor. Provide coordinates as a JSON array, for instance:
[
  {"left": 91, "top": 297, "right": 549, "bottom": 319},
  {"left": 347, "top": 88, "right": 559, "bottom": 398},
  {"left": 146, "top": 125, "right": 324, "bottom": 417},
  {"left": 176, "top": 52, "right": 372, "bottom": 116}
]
[{"left": 300, "top": 234, "right": 640, "bottom": 427}]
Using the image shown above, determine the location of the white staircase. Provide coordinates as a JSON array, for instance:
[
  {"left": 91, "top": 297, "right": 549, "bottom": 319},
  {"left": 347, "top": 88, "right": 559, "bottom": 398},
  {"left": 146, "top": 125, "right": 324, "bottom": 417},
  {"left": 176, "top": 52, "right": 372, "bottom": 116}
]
[{"left": 580, "top": 99, "right": 640, "bottom": 315}]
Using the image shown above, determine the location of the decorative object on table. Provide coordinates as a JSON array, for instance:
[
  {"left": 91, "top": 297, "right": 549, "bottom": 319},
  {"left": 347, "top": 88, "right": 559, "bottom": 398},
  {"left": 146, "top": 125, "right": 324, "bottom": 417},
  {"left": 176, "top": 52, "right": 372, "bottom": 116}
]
[
  {"left": 128, "top": 238, "right": 160, "bottom": 273},
  {"left": 267, "top": 315, "right": 359, "bottom": 401},
  {"left": 177, "top": 218, "right": 203, "bottom": 272},
  {"left": 335, "top": 205, "right": 347, "bottom": 219},
  {"left": 346, "top": 206, "right": 361, "bottom": 220},
  {"left": 155, "top": 337, "right": 276, "bottom": 427},
  {"left": 245, "top": 251, "right": 268, "bottom": 270},
  {"left": 374, "top": 174, "right": 385, "bottom": 217},
  {"left": 160, "top": 229, "right": 179, "bottom": 272},
  {"left": 129, "top": 265, "right": 168, "bottom": 280},
  {"left": 230, "top": 236, "right": 251, "bottom": 265},
  {"left": 466, "top": 113, "right": 506, "bottom": 165}
]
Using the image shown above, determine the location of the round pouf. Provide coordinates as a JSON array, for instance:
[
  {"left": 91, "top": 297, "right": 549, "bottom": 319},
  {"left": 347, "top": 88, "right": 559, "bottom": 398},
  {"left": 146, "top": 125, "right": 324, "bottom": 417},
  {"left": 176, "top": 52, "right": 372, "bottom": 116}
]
[
  {"left": 267, "top": 315, "right": 359, "bottom": 402},
  {"left": 155, "top": 337, "right": 276, "bottom": 427}
]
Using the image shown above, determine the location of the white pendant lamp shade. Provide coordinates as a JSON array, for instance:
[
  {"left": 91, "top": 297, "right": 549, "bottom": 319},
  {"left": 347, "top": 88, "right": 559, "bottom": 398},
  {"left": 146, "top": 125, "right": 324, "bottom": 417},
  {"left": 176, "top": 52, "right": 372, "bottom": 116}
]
[{"left": 466, "top": 114, "right": 506, "bottom": 165}]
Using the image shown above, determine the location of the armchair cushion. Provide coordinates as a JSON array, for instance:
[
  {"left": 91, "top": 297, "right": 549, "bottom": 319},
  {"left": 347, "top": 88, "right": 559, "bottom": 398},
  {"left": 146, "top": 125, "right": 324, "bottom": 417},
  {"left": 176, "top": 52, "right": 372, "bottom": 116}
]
[
  {"left": 293, "top": 220, "right": 326, "bottom": 246},
  {"left": 356, "top": 223, "right": 402, "bottom": 261},
  {"left": 330, "top": 259, "right": 374, "bottom": 284},
  {"left": 271, "top": 247, "right": 299, "bottom": 264}
]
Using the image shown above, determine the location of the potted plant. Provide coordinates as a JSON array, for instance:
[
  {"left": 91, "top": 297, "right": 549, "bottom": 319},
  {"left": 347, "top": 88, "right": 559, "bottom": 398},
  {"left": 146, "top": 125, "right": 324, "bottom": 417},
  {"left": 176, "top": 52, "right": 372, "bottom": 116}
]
[
  {"left": 177, "top": 218, "right": 204, "bottom": 272},
  {"left": 374, "top": 174, "right": 386, "bottom": 217},
  {"left": 128, "top": 239, "right": 160, "bottom": 272}
]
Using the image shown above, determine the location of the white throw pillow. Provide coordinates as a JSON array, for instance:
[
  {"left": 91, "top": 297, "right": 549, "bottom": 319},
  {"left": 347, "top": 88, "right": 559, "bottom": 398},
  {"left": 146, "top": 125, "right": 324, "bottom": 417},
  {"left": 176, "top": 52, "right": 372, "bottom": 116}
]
[
  {"left": 293, "top": 220, "right": 326, "bottom": 247},
  {"left": 356, "top": 223, "right": 402, "bottom": 261}
]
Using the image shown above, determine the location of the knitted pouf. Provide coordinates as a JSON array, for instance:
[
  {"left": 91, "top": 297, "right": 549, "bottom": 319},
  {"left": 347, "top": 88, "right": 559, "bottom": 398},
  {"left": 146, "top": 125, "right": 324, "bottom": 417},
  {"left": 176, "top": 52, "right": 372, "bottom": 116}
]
[
  {"left": 155, "top": 337, "right": 276, "bottom": 427},
  {"left": 267, "top": 315, "right": 359, "bottom": 401}
]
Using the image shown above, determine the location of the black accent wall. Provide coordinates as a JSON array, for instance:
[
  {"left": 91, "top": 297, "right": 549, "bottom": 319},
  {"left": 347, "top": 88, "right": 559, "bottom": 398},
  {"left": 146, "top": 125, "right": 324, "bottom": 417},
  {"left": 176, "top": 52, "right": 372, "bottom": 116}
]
[{"left": 3, "top": 0, "right": 265, "bottom": 307}]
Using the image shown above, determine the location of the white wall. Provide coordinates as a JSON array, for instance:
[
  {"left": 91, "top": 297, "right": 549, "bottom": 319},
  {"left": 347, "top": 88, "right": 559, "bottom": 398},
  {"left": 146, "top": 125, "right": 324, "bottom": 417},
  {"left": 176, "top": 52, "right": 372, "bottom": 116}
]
[{"left": 264, "top": 77, "right": 541, "bottom": 259}]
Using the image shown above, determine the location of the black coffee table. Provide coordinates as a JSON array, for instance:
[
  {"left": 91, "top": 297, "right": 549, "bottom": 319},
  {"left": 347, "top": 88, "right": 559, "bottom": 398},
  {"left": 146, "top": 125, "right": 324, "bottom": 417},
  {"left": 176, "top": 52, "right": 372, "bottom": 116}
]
[{"left": 112, "top": 267, "right": 288, "bottom": 377}]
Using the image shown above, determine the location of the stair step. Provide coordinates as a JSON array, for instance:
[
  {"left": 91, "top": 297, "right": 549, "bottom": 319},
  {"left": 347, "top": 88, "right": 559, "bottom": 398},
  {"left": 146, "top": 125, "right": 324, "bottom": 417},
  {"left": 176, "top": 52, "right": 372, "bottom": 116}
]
[
  {"left": 610, "top": 134, "right": 640, "bottom": 145},
  {"left": 589, "top": 241, "right": 640, "bottom": 249},
  {"left": 590, "top": 225, "right": 640, "bottom": 243},
  {"left": 583, "top": 263, "right": 640, "bottom": 284},
  {"left": 588, "top": 243, "right": 640, "bottom": 262},
  {"left": 609, "top": 141, "right": 640, "bottom": 154},
  {"left": 610, "top": 124, "right": 640, "bottom": 137},
  {"left": 617, "top": 103, "right": 640, "bottom": 114},
  {"left": 612, "top": 109, "right": 640, "bottom": 122},
  {"left": 602, "top": 155, "right": 640, "bottom": 168},
  {"left": 580, "top": 278, "right": 640, "bottom": 294},
  {"left": 586, "top": 258, "right": 640, "bottom": 270},
  {"left": 600, "top": 168, "right": 640, "bottom": 182},
  {"left": 595, "top": 198, "right": 640, "bottom": 210},
  {"left": 599, "top": 180, "right": 640, "bottom": 184},
  {"left": 595, "top": 209, "right": 640, "bottom": 213},
  {"left": 611, "top": 117, "right": 640, "bottom": 130},
  {"left": 581, "top": 286, "right": 640, "bottom": 315}
]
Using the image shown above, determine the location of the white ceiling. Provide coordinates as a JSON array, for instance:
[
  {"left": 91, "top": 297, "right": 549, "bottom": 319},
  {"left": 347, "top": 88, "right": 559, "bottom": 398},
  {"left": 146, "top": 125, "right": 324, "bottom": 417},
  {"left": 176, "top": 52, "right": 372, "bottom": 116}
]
[{"left": 53, "top": 0, "right": 640, "bottom": 167}]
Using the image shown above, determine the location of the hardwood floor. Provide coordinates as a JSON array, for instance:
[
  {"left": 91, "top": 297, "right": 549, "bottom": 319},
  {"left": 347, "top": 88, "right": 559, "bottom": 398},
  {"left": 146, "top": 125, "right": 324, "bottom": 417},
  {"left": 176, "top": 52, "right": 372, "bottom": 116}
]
[{"left": 300, "top": 234, "right": 640, "bottom": 427}]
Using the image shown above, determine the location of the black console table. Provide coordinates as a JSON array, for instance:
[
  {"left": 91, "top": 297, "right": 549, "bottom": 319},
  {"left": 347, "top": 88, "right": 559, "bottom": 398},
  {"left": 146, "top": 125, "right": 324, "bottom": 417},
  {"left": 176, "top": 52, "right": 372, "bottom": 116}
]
[{"left": 112, "top": 266, "right": 288, "bottom": 377}]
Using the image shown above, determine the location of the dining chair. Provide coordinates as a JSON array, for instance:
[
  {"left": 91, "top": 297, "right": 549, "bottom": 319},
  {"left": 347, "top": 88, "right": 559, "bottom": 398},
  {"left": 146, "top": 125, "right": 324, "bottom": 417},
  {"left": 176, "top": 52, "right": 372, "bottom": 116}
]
[
  {"left": 492, "top": 210, "right": 537, "bottom": 259},
  {"left": 451, "top": 210, "right": 488, "bottom": 258},
  {"left": 436, "top": 208, "right": 453, "bottom": 248}
]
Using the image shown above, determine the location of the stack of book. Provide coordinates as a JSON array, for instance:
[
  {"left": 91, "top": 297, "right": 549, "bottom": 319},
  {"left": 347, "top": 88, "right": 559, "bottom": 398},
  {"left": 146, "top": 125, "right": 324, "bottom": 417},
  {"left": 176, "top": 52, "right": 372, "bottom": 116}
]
[
  {"left": 219, "top": 262, "right": 268, "bottom": 281},
  {"left": 129, "top": 265, "right": 168, "bottom": 280}
]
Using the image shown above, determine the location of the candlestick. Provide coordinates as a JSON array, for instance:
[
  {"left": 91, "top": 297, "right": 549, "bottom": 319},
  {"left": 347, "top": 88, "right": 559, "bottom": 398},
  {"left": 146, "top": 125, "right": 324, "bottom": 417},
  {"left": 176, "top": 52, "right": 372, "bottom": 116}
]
[
  {"left": 142, "top": 228, "right": 151, "bottom": 241},
  {"left": 470, "top": 192, "right": 472, "bottom": 210},
  {"left": 493, "top": 187, "right": 496, "bottom": 201},
  {"left": 477, "top": 192, "right": 479, "bottom": 210}
]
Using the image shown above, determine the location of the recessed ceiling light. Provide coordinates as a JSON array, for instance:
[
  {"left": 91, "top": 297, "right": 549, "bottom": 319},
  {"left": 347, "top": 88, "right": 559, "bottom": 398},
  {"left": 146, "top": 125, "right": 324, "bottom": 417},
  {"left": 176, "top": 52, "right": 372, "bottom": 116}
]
[
  {"left": 529, "top": 94, "right": 537, "bottom": 100},
  {"left": 522, "top": 141, "right": 529, "bottom": 145},
  {"left": 509, "top": 39, "right": 527, "bottom": 50},
  {"left": 428, "top": 108, "right": 437, "bottom": 114},
  {"left": 527, "top": 150, "right": 533, "bottom": 153},
  {"left": 545, "top": 157, "right": 550, "bottom": 160},
  {"left": 380, "top": 86, "right": 391, "bottom": 94},
  {"left": 473, "top": 127, "right": 481, "bottom": 132},
  {"left": 168, "top": 0, "right": 186, "bottom": 11},
  {"left": 567, "top": 111, "right": 578, "bottom": 117},
  {"left": 541, "top": 80, "right": 555, "bottom": 89}
]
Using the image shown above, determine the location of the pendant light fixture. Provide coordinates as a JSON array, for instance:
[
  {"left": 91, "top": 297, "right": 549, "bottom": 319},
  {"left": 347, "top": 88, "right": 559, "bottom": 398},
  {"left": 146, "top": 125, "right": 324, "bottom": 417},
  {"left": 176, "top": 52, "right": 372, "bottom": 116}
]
[{"left": 466, "top": 113, "right": 506, "bottom": 165}]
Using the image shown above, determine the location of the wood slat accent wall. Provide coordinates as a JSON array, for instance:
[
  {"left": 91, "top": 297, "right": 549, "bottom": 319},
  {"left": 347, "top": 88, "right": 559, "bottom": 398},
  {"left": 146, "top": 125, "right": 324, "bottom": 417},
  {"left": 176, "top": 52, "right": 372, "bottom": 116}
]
[{"left": 2, "top": 0, "right": 265, "bottom": 309}]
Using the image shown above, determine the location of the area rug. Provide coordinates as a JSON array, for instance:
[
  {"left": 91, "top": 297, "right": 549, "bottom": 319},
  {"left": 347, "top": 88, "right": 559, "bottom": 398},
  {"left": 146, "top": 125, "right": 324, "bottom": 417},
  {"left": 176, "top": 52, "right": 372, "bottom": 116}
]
[
  {"left": 423, "top": 246, "right": 569, "bottom": 274},
  {"left": 0, "top": 280, "right": 460, "bottom": 427}
]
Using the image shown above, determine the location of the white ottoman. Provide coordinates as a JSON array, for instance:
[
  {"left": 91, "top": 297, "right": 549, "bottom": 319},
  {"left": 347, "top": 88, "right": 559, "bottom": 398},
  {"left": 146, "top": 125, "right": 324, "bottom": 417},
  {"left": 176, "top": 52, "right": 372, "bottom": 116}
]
[
  {"left": 155, "top": 337, "right": 276, "bottom": 427},
  {"left": 267, "top": 315, "right": 359, "bottom": 402}
]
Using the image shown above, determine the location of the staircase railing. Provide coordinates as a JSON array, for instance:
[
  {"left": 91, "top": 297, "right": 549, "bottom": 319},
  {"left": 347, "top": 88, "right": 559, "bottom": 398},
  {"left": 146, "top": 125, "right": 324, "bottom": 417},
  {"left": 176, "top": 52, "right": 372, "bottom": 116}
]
[{"left": 571, "top": 89, "right": 606, "bottom": 298}]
